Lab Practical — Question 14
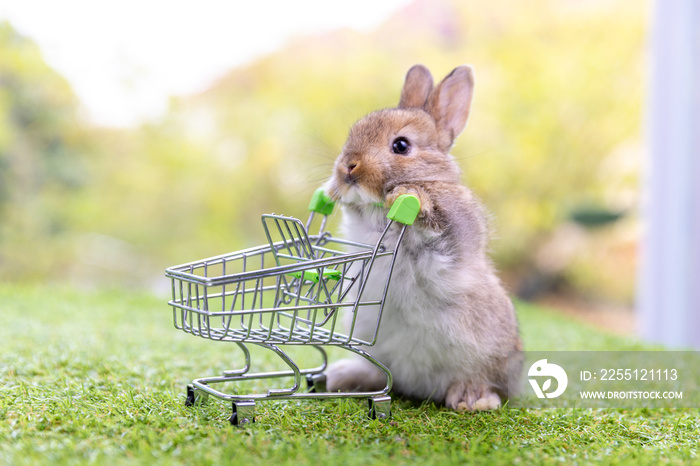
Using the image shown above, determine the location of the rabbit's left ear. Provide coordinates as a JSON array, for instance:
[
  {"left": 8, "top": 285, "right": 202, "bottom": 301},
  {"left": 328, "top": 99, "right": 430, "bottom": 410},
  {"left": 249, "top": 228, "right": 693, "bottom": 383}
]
[
  {"left": 398, "top": 64, "right": 434, "bottom": 109},
  {"left": 426, "top": 65, "right": 475, "bottom": 152}
]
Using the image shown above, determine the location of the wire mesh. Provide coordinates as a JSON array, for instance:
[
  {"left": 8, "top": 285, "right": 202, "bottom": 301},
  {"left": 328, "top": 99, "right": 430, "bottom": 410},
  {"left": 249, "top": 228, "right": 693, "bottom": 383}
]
[{"left": 166, "top": 216, "right": 396, "bottom": 346}]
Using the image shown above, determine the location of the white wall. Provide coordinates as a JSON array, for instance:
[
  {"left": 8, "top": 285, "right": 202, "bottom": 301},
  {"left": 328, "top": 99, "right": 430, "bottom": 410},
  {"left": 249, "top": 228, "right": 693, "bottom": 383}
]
[{"left": 638, "top": 0, "right": 700, "bottom": 348}]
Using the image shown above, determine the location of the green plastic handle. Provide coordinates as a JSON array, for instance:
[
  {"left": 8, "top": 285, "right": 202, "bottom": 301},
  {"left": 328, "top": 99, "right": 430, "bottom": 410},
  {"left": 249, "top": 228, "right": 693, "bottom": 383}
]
[
  {"left": 387, "top": 194, "right": 420, "bottom": 225},
  {"left": 308, "top": 188, "right": 336, "bottom": 216},
  {"left": 308, "top": 188, "right": 419, "bottom": 224}
]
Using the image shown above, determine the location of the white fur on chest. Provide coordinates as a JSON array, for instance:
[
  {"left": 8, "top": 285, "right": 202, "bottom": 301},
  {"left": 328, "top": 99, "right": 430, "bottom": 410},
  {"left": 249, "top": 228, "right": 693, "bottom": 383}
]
[{"left": 341, "top": 207, "right": 485, "bottom": 401}]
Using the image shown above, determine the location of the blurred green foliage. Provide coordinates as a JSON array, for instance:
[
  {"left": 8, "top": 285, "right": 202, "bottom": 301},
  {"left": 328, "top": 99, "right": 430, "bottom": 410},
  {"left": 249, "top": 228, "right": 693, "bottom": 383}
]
[
  {"left": 0, "top": 0, "right": 647, "bottom": 302},
  {"left": 0, "top": 22, "right": 92, "bottom": 281}
]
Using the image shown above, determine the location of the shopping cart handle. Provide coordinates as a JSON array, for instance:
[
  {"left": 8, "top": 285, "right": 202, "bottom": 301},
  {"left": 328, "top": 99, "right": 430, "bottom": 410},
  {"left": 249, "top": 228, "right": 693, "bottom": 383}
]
[
  {"left": 387, "top": 194, "right": 420, "bottom": 225},
  {"left": 308, "top": 188, "right": 419, "bottom": 225},
  {"left": 308, "top": 188, "right": 336, "bottom": 216}
]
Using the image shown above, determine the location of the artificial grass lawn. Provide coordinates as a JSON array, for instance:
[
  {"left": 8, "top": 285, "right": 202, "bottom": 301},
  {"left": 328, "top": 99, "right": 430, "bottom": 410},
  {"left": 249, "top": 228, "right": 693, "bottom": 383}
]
[{"left": 1, "top": 284, "right": 698, "bottom": 465}]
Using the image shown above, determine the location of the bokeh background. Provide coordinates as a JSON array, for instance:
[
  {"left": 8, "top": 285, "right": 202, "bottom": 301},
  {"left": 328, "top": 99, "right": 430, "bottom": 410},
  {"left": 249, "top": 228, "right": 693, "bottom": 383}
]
[{"left": 0, "top": 0, "right": 648, "bottom": 330}]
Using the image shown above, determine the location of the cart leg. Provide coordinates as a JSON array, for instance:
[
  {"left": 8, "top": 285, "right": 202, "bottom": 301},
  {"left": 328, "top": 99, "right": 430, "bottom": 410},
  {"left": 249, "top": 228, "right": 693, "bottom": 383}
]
[
  {"left": 306, "top": 373, "right": 327, "bottom": 393},
  {"left": 222, "top": 342, "right": 252, "bottom": 376},
  {"left": 368, "top": 395, "right": 392, "bottom": 420},
  {"left": 230, "top": 400, "right": 256, "bottom": 426},
  {"left": 185, "top": 384, "right": 208, "bottom": 407}
]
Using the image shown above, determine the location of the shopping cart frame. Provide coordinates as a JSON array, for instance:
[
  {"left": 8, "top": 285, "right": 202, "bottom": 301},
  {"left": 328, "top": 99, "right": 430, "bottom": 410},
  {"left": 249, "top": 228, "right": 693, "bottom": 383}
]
[{"left": 166, "top": 189, "right": 420, "bottom": 425}]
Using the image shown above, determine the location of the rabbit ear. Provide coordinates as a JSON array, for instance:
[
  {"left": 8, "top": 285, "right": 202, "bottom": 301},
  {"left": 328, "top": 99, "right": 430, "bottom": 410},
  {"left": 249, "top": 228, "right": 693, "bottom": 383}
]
[
  {"left": 398, "top": 64, "right": 434, "bottom": 109},
  {"left": 426, "top": 65, "right": 475, "bottom": 152}
]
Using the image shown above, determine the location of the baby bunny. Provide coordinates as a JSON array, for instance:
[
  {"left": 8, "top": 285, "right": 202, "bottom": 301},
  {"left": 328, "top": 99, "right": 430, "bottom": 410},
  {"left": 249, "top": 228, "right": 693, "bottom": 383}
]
[{"left": 323, "top": 64, "right": 522, "bottom": 411}]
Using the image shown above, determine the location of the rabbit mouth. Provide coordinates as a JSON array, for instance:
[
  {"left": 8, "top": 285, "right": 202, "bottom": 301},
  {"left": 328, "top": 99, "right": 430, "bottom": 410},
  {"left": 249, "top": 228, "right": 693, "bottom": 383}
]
[{"left": 344, "top": 173, "right": 358, "bottom": 186}]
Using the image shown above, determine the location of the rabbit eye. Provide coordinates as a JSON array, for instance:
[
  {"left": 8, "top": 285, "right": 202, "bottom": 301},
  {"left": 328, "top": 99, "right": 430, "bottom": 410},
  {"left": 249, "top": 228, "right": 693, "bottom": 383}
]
[{"left": 392, "top": 137, "right": 410, "bottom": 155}]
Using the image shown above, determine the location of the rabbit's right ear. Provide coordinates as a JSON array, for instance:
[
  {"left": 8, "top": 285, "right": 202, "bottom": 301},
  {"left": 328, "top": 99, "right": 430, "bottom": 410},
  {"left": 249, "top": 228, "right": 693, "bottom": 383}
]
[
  {"left": 426, "top": 66, "right": 475, "bottom": 152},
  {"left": 398, "top": 64, "right": 434, "bottom": 109}
]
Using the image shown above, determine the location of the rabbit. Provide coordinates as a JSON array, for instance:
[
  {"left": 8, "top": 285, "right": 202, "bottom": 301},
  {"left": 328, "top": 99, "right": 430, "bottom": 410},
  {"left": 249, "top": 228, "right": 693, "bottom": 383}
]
[{"left": 322, "top": 64, "right": 522, "bottom": 411}]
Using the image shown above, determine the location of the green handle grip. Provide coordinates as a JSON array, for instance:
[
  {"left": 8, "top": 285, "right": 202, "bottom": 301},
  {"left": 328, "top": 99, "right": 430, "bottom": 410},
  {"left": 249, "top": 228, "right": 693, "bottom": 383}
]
[
  {"left": 308, "top": 188, "right": 420, "bottom": 225},
  {"left": 387, "top": 194, "right": 420, "bottom": 225},
  {"left": 308, "top": 188, "right": 336, "bottom": 216}
]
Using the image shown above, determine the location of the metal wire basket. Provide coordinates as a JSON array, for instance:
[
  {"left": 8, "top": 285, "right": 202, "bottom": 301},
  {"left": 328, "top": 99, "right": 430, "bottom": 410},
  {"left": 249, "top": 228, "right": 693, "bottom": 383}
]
[{"left": 166, "top": 189, "right": 419, "bottom": 425}]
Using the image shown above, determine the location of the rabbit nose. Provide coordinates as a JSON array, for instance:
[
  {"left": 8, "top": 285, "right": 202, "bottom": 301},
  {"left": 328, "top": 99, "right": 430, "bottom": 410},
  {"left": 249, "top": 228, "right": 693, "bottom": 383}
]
[{"left": 344, "top": 162, "right": 359, "bottom": 184}]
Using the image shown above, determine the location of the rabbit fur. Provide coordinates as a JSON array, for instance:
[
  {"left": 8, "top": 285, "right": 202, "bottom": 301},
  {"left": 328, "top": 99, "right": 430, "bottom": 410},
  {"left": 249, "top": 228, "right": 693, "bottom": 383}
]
[{"left": 322, "top": 64, "right": 522, "bottom": 411}]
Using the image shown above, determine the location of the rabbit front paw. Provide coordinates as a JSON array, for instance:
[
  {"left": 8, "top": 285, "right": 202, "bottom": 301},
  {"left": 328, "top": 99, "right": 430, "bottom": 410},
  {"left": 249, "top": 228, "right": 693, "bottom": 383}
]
[{"left": 386, "top": 186, "right": 444, "bottom": 230}]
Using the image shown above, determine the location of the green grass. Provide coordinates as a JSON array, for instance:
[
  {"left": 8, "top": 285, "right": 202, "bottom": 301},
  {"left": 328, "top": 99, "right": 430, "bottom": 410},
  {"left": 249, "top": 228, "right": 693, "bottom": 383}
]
[{"left": 1, "top": 284, "right": 698, "bottom": 465}]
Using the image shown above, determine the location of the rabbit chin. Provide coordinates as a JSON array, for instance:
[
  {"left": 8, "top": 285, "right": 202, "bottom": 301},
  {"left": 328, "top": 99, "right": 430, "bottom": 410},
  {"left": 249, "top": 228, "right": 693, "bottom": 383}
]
[{"left": 337, "top": 183, "right": 383, "bottom": 206}]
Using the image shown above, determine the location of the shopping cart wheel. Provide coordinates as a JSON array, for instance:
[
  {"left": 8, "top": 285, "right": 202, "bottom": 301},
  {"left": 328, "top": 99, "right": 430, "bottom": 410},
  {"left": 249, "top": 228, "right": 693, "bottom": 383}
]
[
  {"left": 230, "top": 400, "right": 256, "bottom": 426},
  {"left": 185, "top": 385, "right": 208, "bottom": 407},
  {"left": 368, "top": 395, "right": 392, "bottom": 420}
]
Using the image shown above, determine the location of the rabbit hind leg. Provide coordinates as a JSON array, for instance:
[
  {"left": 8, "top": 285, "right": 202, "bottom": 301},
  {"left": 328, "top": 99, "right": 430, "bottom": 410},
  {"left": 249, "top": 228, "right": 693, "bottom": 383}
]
[
  {"left": 445, "top": 381, "right": 502, "bottom": 412},
  {"left": 325, "top": 358, "right": 387, "bottom": 393}
]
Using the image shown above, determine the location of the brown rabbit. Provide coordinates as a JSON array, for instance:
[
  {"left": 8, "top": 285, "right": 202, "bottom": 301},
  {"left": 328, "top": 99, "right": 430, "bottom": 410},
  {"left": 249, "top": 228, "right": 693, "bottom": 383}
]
[{"left": 322, "top": 64, "right": 522, "bottom": 411}]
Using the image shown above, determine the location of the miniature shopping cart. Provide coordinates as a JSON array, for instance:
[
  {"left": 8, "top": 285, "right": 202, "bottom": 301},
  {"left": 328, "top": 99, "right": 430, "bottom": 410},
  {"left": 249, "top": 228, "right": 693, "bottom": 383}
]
[{"left": 166, "top": 188, "right": 419, "bottom": 425}]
